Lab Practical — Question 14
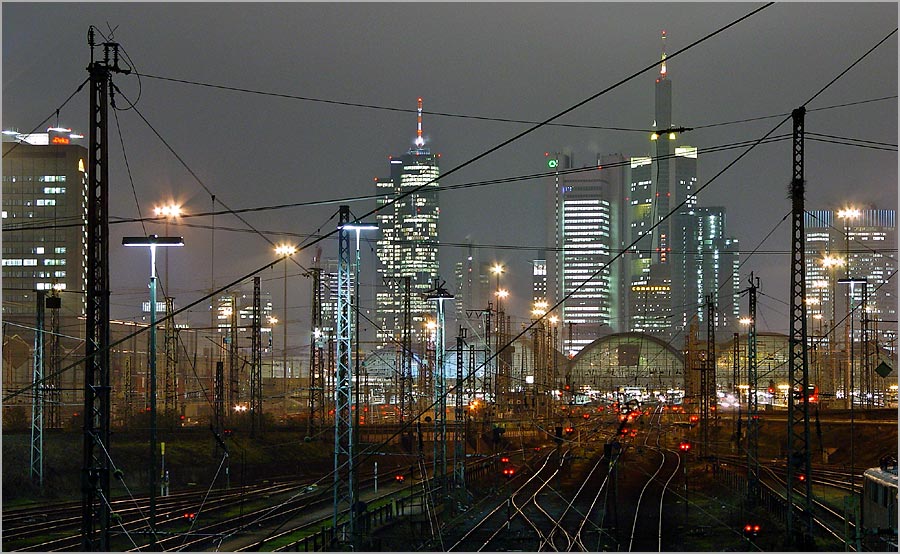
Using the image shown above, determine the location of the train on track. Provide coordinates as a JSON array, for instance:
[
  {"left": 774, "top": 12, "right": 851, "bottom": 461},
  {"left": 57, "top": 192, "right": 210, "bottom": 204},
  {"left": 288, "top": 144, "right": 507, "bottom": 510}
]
[{"left": 862, "top": 456, "right": 898, "bottom": 544}]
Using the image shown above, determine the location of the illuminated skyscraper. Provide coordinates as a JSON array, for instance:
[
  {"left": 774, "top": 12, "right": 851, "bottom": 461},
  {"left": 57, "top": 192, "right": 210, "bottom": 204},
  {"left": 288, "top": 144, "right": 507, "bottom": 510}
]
[
  {"left": 628, "top": 33, "right": 707, "bottom": 340},
  {"left": 674, "top": 207, "right": 740, "bottom": 332},
  {"left": 805, "top": 208, "right": 897, "bottom": 349},
  {"left": 2, "top": 128, "right": 88, "bottom": 317},
  {"left": 375, "top": 98, "right": 441, "bottom": 350},
  {"left": 547, "top": 152, "right": 628, "bottom": 353}
]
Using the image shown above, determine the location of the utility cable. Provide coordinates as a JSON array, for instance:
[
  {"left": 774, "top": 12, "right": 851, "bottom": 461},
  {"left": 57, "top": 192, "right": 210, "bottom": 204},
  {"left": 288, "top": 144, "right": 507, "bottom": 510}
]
[
  {"left": 111, "top": 91, "right": 148, "bottom": 236},
  {"left": 109, "top": 83, "right": 312, "bottom": 277}
]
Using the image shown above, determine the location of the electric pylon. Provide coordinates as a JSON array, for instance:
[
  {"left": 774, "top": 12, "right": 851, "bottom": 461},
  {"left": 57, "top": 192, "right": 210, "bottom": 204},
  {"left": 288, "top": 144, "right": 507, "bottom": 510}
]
[
  {"left": 83, "top": 28, "right": 129, "bottom": 550},
  {"left": 786, "top": 106, "right": 813, "bottom": 547}
]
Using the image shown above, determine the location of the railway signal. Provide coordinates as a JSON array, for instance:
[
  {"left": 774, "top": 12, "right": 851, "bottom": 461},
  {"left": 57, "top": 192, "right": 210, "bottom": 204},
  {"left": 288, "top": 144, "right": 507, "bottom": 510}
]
[
  {"left": 502, "top": 467, "right": 515, "bottom": 478},
  {"left": 679, "top": 441, "right": 691, "bottom": 452},
  {"left": 394, "top": 474, "right": 405, "bottom": 482},
  {"left": 183, "top": 512, "right": 196, "bottom": 521},
  {"left": 500, "top": 456, "right": 510, "bottom": 463},
  {"left": 743, "top": 523, "right": 760, "bottom": 537}
]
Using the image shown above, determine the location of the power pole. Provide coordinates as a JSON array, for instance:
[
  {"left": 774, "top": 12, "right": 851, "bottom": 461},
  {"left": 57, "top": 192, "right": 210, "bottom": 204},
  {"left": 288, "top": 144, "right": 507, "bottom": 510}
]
[
  {"left": 250, "top": 276, "right": 262, "bottom": 437},
  {"left": 307, "top": 261, "right": 324, "bottom": 437},
  {"left": 228, "top": 293, "right": 239, "bottom": 415},
  {"left": 732, "top": 332, "right": 741, "bottom": 449},
  {"left": 745, "top": 274, "right": 760, "bottom": 503},
  {"left": 83, "top": 28, "right": 128, "bottom": 550},
  {"left": 705, "top": 295, "right": 716, "bottom": 460},
  {"left": 46, "top": 291, "right": 62, "bottom": 429},
  {"left": 164, "top": 296, "right": 178, "bottom": 423},
  {"left": 30, "top": 290, "right": 46, "bottom": 487},
  {"left": 454, "top": 326, "right": 467, "bottom": 508},
  {"left": 786, "top": 106, "right": 813, "bottom": 547},
  {"left": 333, "top": 205, "right": 356, "bottom": 547},
  {"left": 426, "top": 279, "right": 454, "bottom": 498}
]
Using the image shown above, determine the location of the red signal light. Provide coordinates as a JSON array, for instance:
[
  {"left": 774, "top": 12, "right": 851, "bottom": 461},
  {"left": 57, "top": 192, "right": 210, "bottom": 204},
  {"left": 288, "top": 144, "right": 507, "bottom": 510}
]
[
  {"left": 582, "top": 413, "right": 590, "bottom": 419},
  {"left": 503, "top": 468, "right": 515, "bottom": 478},
  {"left": 183, "top": 512, "right": 196, "bottom": 521},
  {"left": 501, "top": 456, "right": 510, "bottom": 463},
  {"left": 395, "top": 474, "right": 405, "bottom": 482},
  {"left": 679, "top": 441, "right": 691, "bottom": 452}
]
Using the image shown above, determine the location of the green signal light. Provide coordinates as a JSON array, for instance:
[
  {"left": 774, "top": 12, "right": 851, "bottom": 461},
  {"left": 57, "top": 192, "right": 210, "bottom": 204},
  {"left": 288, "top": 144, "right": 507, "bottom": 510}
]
[{"left": 548, "top": 159, "right": 559, "bottom": 169}]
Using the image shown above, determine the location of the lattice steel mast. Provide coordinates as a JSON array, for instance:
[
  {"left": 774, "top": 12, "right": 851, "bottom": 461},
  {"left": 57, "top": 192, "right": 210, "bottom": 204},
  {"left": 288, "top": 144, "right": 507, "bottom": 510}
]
[
  {"left": 786, "top": 106, "right": 813, "bottom": 546},
  {"left": 745, "top": 273, "right": 760, "bottom": 502},
  {"left": 251, "top": 276, "right": 263, "bottom": 436},
  {"left": 82, "top": 29, "right": 128, "bottom": 550},
  {"left": 30, "top": 290, "right": 46, "bottom": 487},
  {"left": 333, "top": 205, "right": 355, "bottom": 545}
]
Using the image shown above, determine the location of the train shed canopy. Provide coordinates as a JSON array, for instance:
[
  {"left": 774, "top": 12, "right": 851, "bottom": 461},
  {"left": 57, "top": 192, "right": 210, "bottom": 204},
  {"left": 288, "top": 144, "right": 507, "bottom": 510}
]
[{"left": 568, "top": 332, "right": 685, "bottom": 397}]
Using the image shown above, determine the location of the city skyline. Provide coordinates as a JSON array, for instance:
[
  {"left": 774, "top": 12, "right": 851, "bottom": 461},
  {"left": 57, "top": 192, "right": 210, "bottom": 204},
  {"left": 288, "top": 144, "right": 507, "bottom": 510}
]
[{"left": 2, "top": 3, "right": 896, "bottom": 354}]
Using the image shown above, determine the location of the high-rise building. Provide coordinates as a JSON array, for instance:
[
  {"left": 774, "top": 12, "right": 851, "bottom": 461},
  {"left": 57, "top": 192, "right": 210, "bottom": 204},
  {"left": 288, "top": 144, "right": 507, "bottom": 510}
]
[
  {"left": 532, "top": 255, "right": 547, "bottom": 306},
  {"left": 628, "top": 33, "right": 719, "bottom": 341},
  {"left": 547, "top": 152, "right": 628, "bottom": 353},
  {"left": 805, "top": 208, "right": 897, "bottom": 349},
  {"left": 674, "top": 206, "right": 741, "bottom": 332},
  {"left": 375, "top": 99, "right": 440, "bottom": 351},
  {"left": 2, "top": 128, "right": 89, "bottom": 317}
]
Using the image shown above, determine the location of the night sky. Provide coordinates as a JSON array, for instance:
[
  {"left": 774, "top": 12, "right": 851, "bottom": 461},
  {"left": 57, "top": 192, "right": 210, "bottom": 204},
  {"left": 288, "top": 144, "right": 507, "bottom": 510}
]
[{"left": 3, "top": 2, "right": 897, "bottom": 347}]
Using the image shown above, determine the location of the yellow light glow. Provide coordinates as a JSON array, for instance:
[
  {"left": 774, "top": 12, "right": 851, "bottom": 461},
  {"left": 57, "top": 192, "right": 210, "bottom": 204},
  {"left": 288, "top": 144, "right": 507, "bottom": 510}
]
[
  {"left": 837, "top": 207, "right": 861, "bottom": 220},
  {"left": 548, "top": 316, "right": 559, "bottom": 325},
  {"left": 496, "top": 289, "right": 509, "bottom": 299},
  {"left": 275, "top": 244, "right": 297, "bottom": 256},
  {"left": 739, "top": 317, "right": 753, "bottom": 325},
  {"left": 668, "top": 132, "right": 676, "bottom": 140},
  {"left": 154, "top": 204, "right": 183, "bottom": 218},
  {"left": 650, "top": 133, "right": 659, "bottom": 141},
  {"left": 821, "top": 255, "right": 845, "bottom": 268},
  {"left": 491, "top": 264, "right": 504, "bottom": 275}
]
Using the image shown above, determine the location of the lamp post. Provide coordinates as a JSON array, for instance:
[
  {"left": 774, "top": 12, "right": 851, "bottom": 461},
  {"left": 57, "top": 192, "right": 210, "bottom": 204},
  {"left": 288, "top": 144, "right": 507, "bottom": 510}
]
[
  {"left": 123, "top": 234, "right": 183, "bottom": 547},
  {"left": 275, "top": 244, "right": 296, "bottom": 411}
]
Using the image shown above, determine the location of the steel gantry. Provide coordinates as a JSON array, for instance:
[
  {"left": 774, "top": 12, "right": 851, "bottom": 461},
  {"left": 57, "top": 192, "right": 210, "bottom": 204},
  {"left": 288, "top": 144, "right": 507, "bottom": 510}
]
[
  {"left": 47, "top": 291, "right": 62, "bottom": 430},
  {"left": 250, "top": 276, "right": 263, "bottom": 437},
  {"left": 307, "top": 262, "right": 325, "bottom": 436},
  {"left": 786, "top": 106, "right": 813, "bottom": 547},
  {"left": 30, "top": 290, "right": 46, "bottom": 487},
  {"left": 454, "top": 326, "right": 467, "bottom": 507},
  {"left": 333, "top": 205, "right": 356, "bottom": 545},
  {"left": 164, "top": 296, "right": 178, "bottom": 421},
  {"left": 82, "top": 28, "right": 129, "bottom": 550},
  {"left": 426, "top": 279, "right": 454, "bottom": 495},
  {"left": 744, "top": 273, "right": 760, "bottom": 502}
]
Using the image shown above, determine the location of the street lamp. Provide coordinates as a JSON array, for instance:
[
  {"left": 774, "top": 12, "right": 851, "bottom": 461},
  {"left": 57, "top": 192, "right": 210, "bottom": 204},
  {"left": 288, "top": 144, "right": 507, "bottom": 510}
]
[
  {"left": 337, "top": 219, "right": 377, "bottom": 524},
  {"left": 122, "top": 234, "right": 183, "bottom": 547},
  {"left": 275, "top": 244, "right": 296, "bottom": 404}
]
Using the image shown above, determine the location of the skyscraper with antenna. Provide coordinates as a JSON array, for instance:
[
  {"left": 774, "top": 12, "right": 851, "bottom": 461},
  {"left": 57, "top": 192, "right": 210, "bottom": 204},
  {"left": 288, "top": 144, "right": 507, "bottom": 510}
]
[
  {"left": 628, "top": 31, "right": 713, "bottom": 340},
  {"left": 375, "top": 98, "right": 441, "bottom": 351}
]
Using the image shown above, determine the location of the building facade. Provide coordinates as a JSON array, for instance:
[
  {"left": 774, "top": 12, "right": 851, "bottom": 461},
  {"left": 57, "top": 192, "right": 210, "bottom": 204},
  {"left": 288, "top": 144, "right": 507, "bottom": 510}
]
[
  {"left": 375, "top": 99, "right": 441, "bottom": 351},
  {"left": 805, "top": 208, "right": 897, "bottom": 350},
  {"left": 2, "top": 128, "right": 89, "bottom": 318},
  {"left": 547, "top": 152, "right": 628, "bottom": 353}
]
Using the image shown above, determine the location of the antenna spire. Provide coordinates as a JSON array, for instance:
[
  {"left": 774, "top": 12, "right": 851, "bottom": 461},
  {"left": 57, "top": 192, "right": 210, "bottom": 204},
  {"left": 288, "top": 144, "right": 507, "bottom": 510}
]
[
  {"left": 659, "top": 30, "right": 668, "bottom": 79},
  {"left": 415, "top": 97, "right": 425, "bottom": 148}
]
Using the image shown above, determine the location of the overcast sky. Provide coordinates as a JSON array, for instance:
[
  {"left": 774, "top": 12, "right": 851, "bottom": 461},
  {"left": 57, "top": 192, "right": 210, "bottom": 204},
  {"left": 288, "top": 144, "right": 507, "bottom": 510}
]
[{"left": 3, "top": 2, "right": 897, "bottom": 348}]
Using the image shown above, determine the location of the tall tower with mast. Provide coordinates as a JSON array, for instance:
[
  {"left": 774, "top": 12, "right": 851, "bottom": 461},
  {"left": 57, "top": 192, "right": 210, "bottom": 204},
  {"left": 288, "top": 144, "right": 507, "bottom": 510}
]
[{"left": 375, "top": 98, "right": 442, "bottom": 353}]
